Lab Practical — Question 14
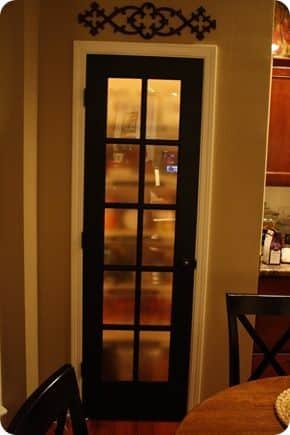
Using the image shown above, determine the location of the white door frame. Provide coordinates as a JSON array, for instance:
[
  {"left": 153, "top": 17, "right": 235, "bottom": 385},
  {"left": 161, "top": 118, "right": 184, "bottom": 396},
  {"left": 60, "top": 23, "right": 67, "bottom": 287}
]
[{"left": 71, "top": 41, "right": 217, "bottom": 408}]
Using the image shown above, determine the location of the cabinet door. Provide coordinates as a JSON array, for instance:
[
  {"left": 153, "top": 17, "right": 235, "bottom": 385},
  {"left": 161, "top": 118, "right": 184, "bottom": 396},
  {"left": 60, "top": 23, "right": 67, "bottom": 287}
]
[
  {"left": 82, "top": 54, "right": 203, "bottom": 420},
  {"left": 266, "top": 62, "right": 290, "bottom": 186}
]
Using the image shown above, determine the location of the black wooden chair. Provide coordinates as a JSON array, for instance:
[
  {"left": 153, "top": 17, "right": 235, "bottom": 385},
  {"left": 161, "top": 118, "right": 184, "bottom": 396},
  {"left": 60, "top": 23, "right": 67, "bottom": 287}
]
[
  {"left": 226, "top": 293, "right": 290, "bottom": 386},
  {"left": 7, "top": 363, "right": 88, "bottom": 435}
]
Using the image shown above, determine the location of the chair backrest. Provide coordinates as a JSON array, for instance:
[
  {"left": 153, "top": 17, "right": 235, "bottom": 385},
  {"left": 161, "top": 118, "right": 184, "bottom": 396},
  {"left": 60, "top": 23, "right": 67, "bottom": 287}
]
[
  {"left": 226, "top": 293, "right": 290, "bottom": 386},
  {"left": 7, "top": 364, "right": 88, "bottom": 435}
]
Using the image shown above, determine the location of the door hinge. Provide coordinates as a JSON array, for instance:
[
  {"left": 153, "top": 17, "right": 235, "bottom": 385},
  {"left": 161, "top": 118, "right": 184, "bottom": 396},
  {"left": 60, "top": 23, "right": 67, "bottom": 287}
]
[
  {"left": 81, "top": 231, "right": 85, "bottom": 250},
  {"left": 83, "top": 88, "right": 87, "bottom": 107}
]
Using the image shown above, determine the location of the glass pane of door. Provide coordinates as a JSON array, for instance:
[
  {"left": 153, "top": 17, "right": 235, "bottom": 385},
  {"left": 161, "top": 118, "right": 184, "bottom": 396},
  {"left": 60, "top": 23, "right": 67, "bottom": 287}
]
[
  {"left": 144, "top": 145, "right": 178, "bottom": 204},
  {"left": 146, "top": 80, "right": 181, "bottom": 139},
  {"left": 107, "top": 78, "right": 141, "bottom": 138},
  {"left": 102, "top": 330, "right": 134, "bottom": 381},
  {"left": 104, "top": 208, "right": 137, "bottom": 265},
  {"left": 139, "top": 331, "right": 170, "bottom": 381},
  {"left": 103, "top": 271, "right": 135, "bottom": 324},
  {"left": 143, "top": 210, "right": 176, "bottom": 266},
  {"left": 140, "top": 272, "right": 173, "bottom": 325},
  {"left": 105, "top": 144, "right": 139, "bottom": 203}
]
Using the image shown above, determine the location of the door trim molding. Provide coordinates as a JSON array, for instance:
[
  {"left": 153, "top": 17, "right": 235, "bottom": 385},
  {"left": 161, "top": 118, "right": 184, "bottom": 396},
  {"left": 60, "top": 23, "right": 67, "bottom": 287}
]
[
  {"left": 71, "top": 41, "right": 217, "bottom": 406},
  {"left": 24, "top": 2, "right": 39, "bottom": 395}
]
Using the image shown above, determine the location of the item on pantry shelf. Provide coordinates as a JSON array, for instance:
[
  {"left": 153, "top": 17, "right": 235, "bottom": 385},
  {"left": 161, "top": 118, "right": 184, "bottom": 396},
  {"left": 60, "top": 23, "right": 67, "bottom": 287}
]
[
  {"left": 281, "top": 232, "right": 290, "bottom": 263},
  {"left": 281, "top": 247, "right": 290, "bottom": 263},
  {"left": 276, "top": 215, "right": 290, "bottom": 235},
  {"left": 263, "top": 204, "right": 279, "bottom": 230},
  {"left": 262, "top": 229, "right": 282, "bottom": 265}
]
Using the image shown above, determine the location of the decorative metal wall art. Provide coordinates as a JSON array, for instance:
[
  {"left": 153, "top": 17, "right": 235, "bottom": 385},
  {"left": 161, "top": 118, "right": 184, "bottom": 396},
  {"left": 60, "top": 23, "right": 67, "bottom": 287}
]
[{"left": 78, "top": 2, "right": 216, "bottom": 40}]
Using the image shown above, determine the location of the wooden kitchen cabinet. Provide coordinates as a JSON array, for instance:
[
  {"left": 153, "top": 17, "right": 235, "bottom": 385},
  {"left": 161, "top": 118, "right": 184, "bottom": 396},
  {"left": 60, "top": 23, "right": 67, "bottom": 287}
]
[
  {"left": 266, "top": 58, "right": 290, "bottom": 186},
  {"left": 252, "top": 275, "right": 290, "bottom": 377}
]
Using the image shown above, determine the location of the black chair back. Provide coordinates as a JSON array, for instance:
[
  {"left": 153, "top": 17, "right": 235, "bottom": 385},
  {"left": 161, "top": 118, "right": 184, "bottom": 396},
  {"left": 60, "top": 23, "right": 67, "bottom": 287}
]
[
  {"left": 7, "top": 364, "right": 88, "bottom": 435},
  {"left": 226, "top": 293, "right": 290, "bottom": 386}
]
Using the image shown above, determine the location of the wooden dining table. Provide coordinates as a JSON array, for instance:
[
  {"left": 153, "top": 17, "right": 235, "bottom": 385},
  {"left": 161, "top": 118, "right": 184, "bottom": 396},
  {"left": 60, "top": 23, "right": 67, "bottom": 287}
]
[{"left": 176, "top": 376, "right": 290, "bottom": 434}]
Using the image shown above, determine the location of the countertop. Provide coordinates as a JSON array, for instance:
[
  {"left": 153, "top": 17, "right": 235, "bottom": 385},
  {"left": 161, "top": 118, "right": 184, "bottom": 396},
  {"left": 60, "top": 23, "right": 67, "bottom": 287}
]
[{"left": 260, "top": 262, "right": 290, "bottom": 276}]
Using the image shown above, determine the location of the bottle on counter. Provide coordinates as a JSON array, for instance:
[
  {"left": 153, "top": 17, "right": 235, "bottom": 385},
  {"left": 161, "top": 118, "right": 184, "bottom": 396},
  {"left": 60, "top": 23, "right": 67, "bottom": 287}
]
[{"left": 262, "top": 229, "right": 282, "bottom": 265}]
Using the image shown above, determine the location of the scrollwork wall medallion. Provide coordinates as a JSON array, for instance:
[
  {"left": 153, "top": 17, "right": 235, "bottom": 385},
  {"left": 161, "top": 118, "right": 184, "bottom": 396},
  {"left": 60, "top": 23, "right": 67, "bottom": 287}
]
[{"left": 78, "top": 2, "right": 216, "bottom": 40}]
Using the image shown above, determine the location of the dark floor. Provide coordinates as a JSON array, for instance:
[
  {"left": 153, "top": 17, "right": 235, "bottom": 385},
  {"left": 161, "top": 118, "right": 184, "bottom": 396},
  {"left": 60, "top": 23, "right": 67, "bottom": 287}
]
[
  {"left": 48, "top": 420, "right": 180, "bottom": 435},
  {"left": 87, "top": 420, "right": 180, "bottom": 435}
]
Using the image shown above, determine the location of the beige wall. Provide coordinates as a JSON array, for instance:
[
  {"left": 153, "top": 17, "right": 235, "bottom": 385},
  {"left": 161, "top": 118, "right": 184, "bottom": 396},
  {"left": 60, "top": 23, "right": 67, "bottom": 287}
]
[
  {"left": 198, "top": 2, "right": 274, "bottom": 396},
  {"left": 0, "top": 0, "right": 274, "bottom": 415},
  {"left": 0, "top": 0, "right": 26, "bottom": 419}
]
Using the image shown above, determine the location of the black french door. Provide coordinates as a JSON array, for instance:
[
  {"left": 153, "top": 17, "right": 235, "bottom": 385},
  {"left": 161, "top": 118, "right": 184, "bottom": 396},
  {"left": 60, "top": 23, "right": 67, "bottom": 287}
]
[{"left": 82, "top": 54, "right": 203, "bottom": 420}]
